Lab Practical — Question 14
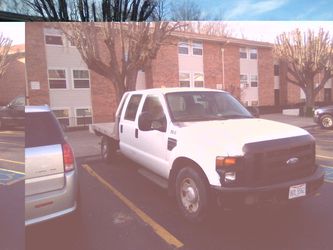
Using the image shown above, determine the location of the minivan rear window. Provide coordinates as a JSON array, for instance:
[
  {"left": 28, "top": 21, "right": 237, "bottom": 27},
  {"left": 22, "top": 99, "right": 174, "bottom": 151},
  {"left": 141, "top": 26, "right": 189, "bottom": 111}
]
[{"left": 25, "top": 112, "right": 65, "bottom": 148}]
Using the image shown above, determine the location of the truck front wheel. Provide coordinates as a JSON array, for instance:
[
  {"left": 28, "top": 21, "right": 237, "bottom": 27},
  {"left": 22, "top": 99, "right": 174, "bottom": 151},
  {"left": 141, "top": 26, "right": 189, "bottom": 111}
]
[
  {"left": 101, "top": 136, "right": 117, "bottom": 162},
  {"left": 175, "top": 167, "right": 209, "bottom": 223}
]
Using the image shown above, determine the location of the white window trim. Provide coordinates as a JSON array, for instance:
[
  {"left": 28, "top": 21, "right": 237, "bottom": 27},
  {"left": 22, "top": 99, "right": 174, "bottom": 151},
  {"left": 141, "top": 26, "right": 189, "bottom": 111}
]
[
  {"left": 178, "top": 40, "right": 203, "bottom": 56},
  {"left": 193, "top": 72, "right": 205, "bottom": 87},
  {"left": 250, "top": 74, "right": 258, "bottom": 88},
  {"left": 74, "top": 107, "right": 93, "bottom": 126},
  {"left": 179, "top": 72, "right": 205, "bottom": 88},
  {"left": 240, "top": 48, "right": 258, "bottom": 60},
  {"left": 48, "top": 68, "right": 69, "bottom": 90},
  {"left": 71, "top": 68, "right": 91, "bottom": 89},
  {"left": 52, "top": 107, "right": 70, "bottom": 118},
  {"left": 44, "top": 34, "right": 64, "bottom": 47},
  {"left": 192, "top": 41, "right": 203, "bottom": 57},
  {"left": 179, "top": 71, "right": 191, "bottom": 87},
  {"left": 52, "top": 107, "right": 71, "bottom": 127},
  {"left": 178, "top": 41, "right": 190, "bottom": 55}
]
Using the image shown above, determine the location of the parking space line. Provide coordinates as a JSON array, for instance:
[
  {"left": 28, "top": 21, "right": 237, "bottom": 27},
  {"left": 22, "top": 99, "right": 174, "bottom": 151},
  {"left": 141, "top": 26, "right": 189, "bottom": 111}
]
[
  {"left": 0, "top": 159, "right": 24, "bottom": 165},
  {"left": 82, "top": 164, "right": 184, "bottom": 249},
  {"left": 316, "top": 155, "right": 333, "bottom": 160},
  {"left": 0, "top": 141, "right": 23, "bottom": 146},
  {"left": 0, "top": 167, "right": 24, "bottom": 175},
  {"left": 0, "top": 131, "right": 23, "bottom": 135}
]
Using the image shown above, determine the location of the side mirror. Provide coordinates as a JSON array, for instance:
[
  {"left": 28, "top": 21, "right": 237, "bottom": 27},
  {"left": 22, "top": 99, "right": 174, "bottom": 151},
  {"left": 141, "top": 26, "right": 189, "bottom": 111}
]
[
  {"left": 138, "top": 112, "right": 153, "bottom": 131},
  {"left": 247, "top": 107, "right": 260, "bottom": 118}
]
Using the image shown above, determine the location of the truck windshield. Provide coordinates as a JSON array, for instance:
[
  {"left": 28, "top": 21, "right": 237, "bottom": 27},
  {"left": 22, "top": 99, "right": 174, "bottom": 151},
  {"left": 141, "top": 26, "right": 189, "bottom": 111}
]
[{"left": 165, "top": 91, "right": 253, "bottom": 122}]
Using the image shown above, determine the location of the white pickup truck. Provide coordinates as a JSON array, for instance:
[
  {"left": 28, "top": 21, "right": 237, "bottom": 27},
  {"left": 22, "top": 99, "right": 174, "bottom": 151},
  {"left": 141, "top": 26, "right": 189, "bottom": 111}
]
[{"left": 91, "top": 88, "right": 324, "bottom": 222}]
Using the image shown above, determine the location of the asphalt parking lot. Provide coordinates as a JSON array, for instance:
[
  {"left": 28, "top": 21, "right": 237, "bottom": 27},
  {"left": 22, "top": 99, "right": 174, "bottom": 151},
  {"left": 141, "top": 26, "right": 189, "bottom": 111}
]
[
  {"left": 26, "top": 125, "right": 333, "bottom": 250},
  {"left": 0, "top": 129, "right": 25, "bottom": 250}
]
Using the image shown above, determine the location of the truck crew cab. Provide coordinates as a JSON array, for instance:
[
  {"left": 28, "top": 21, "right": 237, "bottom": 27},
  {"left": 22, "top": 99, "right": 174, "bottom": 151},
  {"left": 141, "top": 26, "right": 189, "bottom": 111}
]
[{"left": 91, "top": 88, "right": 324, "bottom": 222}]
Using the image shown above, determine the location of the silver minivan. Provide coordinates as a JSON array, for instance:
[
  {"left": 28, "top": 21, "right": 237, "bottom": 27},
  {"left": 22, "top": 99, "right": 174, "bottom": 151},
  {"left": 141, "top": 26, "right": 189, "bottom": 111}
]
[{"left": 25, "top": 106, "right": 79, "bottom": 226}]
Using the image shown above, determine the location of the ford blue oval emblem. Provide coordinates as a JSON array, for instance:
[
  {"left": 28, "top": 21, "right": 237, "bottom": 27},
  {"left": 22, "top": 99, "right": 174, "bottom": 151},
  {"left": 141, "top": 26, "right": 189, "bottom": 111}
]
[{"left": 286, "top": 157, "right": 299, "bottom": 166}]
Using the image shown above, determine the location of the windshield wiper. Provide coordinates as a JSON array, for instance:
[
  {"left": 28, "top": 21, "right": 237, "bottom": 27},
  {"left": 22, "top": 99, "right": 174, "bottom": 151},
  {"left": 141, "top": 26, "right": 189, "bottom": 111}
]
[{"left": 220, "top": 114, "right": 253, "bottom": 119}]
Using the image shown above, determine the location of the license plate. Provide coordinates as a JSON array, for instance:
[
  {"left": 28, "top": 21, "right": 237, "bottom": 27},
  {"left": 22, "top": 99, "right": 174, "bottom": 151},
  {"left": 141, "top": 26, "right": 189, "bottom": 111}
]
[{"left": 288, "top": 184, "right": 306, "bottom": 199}]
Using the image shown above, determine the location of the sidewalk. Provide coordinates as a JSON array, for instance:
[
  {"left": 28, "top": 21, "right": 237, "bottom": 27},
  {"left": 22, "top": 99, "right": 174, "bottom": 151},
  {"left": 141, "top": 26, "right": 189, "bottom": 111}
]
[
  {"left": 65, "top": 129, "right": 100, "bottom": 159},
  {"left": 260, "top": 113, "right": 317, "bottom": 129}
]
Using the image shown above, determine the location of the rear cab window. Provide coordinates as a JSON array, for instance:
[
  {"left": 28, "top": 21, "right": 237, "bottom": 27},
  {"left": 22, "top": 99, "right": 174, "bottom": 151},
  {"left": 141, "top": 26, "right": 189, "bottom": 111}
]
[
  {"left": 124, "top": 94, "right": 142, "bottom": 121},
  {"left": 25, "top": 111, "right": 65, "bottom": 148}
]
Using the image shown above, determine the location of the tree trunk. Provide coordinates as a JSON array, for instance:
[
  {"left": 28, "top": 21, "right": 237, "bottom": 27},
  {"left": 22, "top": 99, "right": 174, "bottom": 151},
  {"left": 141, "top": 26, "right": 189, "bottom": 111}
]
[
  {"left": 304, "top": 87, "right": 315, "bottom": 116},
  {"left": 144, "top": 62, "right": 154, "bottom": 89},
  {"left": 125, "top": 68, "right": 139, "bottom": 91}
]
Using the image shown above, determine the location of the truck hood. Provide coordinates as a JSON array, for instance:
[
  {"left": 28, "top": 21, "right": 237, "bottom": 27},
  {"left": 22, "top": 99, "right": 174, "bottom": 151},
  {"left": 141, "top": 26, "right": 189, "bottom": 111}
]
[{"left": 174, "top": 118, "right": 310, "bottom": 156}]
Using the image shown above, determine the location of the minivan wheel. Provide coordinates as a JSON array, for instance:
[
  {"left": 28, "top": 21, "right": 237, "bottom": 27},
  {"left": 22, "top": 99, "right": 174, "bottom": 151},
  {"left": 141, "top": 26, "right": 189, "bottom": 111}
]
[
  {"left": 101, "top": 136, "right": 117, "bottom": 162},
  {"left": 320, "top": 114, "right": 333, "bottom": 129},
  {"left": 175, "top": 167, "right": 209, "bottom": 223}
]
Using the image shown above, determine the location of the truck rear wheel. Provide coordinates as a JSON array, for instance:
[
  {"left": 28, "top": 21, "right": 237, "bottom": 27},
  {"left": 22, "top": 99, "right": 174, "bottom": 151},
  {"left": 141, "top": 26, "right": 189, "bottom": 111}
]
[
  {"left": 175, "top": 167, "right": 209, "bottom": 223},
  {"left": 320, "top": 114, "right": 333, "bottom": 129},
  {"left": 101, "top": 136, "right": 117, "bottom": 162}
]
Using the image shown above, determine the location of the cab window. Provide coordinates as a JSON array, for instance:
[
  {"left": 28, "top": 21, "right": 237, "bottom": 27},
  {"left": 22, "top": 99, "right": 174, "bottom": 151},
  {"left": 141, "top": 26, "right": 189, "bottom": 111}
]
[{"left": 124, "top": 95, "right": 142, "bottom": 121}]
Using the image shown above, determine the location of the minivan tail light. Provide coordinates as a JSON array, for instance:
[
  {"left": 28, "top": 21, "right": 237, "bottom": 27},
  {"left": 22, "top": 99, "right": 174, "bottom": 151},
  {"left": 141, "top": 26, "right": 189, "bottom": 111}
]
[{"left": 62, "top": 143, "right": 74, "bottom": 172}]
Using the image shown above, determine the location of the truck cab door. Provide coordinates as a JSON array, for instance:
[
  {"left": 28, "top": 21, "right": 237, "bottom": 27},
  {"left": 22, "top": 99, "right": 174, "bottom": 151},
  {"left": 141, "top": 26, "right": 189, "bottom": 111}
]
[
  {"left": 135, "top": 95, "right": 169, "bottom": 178},
  {"left": 118, "top": 94, "right": 143, "bottom": 161}
]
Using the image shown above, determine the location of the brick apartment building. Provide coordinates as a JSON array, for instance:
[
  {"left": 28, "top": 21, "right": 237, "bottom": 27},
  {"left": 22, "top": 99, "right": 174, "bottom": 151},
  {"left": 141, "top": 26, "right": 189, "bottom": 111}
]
[
  {"left": 0, "top": 44, "right": 26, "bottom": 105},
  {"left": 25, "top": 22, "right": 333, "bottom": 127}
]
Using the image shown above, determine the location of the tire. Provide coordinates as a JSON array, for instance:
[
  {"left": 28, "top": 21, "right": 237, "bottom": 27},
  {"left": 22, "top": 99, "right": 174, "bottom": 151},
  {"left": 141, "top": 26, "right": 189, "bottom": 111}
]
[
  {"left": 175, "top": 166, "right": 210, "bottom": 223},
  {"left": 320, "top": 114, "right": 333, "bottom": 129},
  {"left": 101, "top": 136, "right": 117, "bottom": 162}
]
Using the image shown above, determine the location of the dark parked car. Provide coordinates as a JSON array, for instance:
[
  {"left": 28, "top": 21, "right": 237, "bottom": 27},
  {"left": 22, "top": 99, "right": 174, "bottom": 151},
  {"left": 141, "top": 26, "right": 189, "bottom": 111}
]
[
  {"left": 0, "top": 96, "right": 25, "bottom": 129},
  {"left": 313, "top": 105, "right": 333, "bottom": 129}
]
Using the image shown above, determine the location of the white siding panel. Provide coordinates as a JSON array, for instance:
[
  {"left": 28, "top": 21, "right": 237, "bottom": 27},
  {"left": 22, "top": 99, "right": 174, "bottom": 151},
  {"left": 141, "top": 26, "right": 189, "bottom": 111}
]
[
  {"left": 178, "top": 54, "right": 203, "bottom": 72},
  {"left": 50, "top": 90, "right": 92, "bottom": 107},
  {"left": 136, "top": 71, "right": 146, "bottom": 90},
  {"left": 240, "top": 59, "right": 258, "bottom": 74}
]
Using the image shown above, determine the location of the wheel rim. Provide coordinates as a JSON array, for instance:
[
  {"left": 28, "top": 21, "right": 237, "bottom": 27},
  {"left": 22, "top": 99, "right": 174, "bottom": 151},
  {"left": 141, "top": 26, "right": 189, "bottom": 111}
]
[
  {"left": 180, "top": 177, "right": 200, "bottom": 213},
  {"left": 322, "top": 117, "right": 333, "bottom": 128}
]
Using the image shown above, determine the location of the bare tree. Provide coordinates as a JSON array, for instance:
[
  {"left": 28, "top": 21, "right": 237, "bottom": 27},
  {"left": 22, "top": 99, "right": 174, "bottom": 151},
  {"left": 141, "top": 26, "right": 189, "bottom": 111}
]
[
  {"left": 152, "top": 0, "right": 168, "bottom": 21},
  {"left": 0, "top": 33, "right": 13, "bottom": 79},
  {"left": 275, "top": 28, "right": 333, "bottom": 112},
  {"left": 170, "top": 0, "right": 202, "bottom": 21},
  {"left": 24, "top": 0, "right": 159, "bottom": 21},
  {"left": 58, "top": 22, "right": 182, "bottom": 104}
]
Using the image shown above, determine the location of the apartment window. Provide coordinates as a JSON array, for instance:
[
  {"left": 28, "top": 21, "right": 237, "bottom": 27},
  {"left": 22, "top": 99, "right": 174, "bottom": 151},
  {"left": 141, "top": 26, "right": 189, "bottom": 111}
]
[
  {"left": 45, "top": 35, "right": 63, "bottom": 46},
  {"left": 192, "top": 41, "right": 203, "bottom": 56},
  {"left": 240, "top": 74, "right": 248, "bottom": 88},
  {"left": 76, "top": 108, "right": 92, "bottom": 125},
  {"left": 250, "top": 75, "right": 258, "bottom": 87},
  {"left": 274, "top": 65, "right": 280, "bottom": 76},
  {"left": 240, "top": 48, "right": 247, "bottom": 59},
  {"left": 251, "top": 101, "right": 258, "bottom": 106},
  {"left": 48, "top": 69, "right": 67, "bottom": 89},
  {"left": 194, "top": 73, "right": 204, "bottom": 87},
  {"left": 179, "top": 72, "right": 190, "bottom": 87},
  {"left": 73, "top": 69, "right": 90, "bottom": 88},
  {"left": 249, "top": 49, "right": 257, "bottom": 59},
  {"left": 178, "top": 41, "right": 189, "bottom": 54},
  {"left": 52, "top": 109, "right": 70, "bottom": 127}
]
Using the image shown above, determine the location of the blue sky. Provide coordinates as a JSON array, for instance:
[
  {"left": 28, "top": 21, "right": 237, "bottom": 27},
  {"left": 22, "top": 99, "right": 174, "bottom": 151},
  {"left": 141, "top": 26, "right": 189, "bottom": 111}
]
[{"left": 196, "top": 0, "right": 333, "bottom": 20}]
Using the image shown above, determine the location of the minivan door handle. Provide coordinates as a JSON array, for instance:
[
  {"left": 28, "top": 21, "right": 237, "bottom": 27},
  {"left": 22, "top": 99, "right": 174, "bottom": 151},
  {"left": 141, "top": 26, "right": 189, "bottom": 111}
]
[
  {"left": 120, "top": 124, "right": 123, "bottom": 133},
  {"left": 135, "top": 128, "right": 138, "bottom": 138}
]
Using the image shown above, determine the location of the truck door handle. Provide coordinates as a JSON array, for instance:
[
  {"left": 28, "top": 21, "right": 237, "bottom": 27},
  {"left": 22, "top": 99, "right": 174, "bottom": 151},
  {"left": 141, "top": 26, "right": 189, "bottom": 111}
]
[
  {"left": 120, "top": 125, "right": 123, "bottom": 133},
  {"left": 135, "top": 128, "right": 138, "bottom": 138}
]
